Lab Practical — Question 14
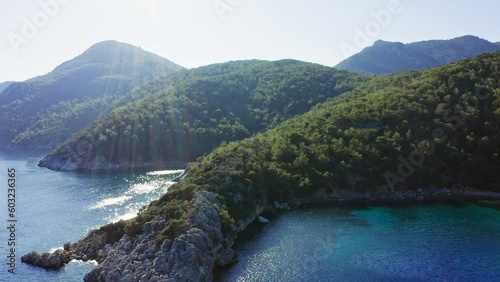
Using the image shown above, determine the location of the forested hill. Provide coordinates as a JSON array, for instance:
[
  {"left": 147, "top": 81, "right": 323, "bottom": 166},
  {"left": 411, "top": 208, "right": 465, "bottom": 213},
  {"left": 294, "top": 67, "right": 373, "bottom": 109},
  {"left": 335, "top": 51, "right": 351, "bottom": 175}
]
[
  {"left": 38, "top": 60, "right": 368, "bottom": 171},
  {"left": 336, "top": 35, "right": 500, "bottom": 74},
  {"left": 164, "top": 52, "right": 500, "bottom": 233},
  {"left": 0, "top": 40, "right": 183, "bottom": 148}
]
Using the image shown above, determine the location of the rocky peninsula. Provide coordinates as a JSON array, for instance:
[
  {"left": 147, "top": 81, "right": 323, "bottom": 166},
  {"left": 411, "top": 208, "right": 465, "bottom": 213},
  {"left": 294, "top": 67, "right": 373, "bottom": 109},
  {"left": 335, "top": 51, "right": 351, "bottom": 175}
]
[{"left": 22, "top": 179, "right": 500, "bottom": 281}]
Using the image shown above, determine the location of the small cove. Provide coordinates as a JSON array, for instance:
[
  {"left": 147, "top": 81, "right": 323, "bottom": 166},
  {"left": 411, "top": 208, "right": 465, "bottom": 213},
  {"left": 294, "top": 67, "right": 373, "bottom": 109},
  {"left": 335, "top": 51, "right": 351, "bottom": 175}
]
[{"left": 215, "top": 203, "right": 500, "bottom": 282}]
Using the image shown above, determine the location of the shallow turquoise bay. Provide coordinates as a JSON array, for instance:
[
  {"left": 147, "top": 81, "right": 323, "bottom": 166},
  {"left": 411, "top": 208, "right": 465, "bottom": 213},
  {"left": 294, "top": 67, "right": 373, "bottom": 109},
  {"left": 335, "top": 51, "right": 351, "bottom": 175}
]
[{"left": 216, "top": 203, "right": 500, "bottom": 282}]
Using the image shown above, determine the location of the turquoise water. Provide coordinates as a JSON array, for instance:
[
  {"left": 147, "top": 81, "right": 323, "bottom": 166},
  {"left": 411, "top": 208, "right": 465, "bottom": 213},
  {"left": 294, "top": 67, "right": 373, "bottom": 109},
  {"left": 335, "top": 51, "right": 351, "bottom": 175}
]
[
  {"left": 0, "top": 149, "right": 182, "bottom": 281},
  {"left": 216, "top": 204, "right": 500, "bottom": 282}
]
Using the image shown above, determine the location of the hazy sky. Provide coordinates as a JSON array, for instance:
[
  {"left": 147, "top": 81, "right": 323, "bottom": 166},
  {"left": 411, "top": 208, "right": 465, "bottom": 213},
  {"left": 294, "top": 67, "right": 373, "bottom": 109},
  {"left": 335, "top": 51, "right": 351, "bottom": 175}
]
[{"left": 1, "top": 0, "right": 499, "bottom": 82}]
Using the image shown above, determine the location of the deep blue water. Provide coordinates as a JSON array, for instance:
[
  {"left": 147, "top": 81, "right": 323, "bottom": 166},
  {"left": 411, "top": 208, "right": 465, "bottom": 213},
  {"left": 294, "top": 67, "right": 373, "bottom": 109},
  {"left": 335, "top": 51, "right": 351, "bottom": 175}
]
[
  {"left": 0, "top": 149, "right": 182, "bottom": 281},
  {"left": 216, "top": 204, "right": 500, "bottom": 282}
]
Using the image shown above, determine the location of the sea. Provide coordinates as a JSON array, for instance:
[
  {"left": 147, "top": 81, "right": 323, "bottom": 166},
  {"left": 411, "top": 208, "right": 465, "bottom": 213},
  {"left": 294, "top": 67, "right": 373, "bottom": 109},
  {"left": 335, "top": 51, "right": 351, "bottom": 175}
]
[
  {"left": 0, "top": 149, "right": 182, "bottom": 282},
  {"left": 215, "top": 203, "right": 500, "bottom": 282},
  {"left": 1, "top": 149, "right": 499, "bottom": 282}
]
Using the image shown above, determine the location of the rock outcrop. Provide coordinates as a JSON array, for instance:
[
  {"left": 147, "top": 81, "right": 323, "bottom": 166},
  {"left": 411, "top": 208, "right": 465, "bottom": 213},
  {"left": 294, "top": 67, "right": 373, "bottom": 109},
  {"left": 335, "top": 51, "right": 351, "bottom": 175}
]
[
  {"left": 38, "top": 150, "right": 187, "bottom": 172},
  {"left": 21, "top": 249, "right": 71, "bottom": 269},
  {"left": 22, "top": 190, "right": 256, "bottom": 281}
]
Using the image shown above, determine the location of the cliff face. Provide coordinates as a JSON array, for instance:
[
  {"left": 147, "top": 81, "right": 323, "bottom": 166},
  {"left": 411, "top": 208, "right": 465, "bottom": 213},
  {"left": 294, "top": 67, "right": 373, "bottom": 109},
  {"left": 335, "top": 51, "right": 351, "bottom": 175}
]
[{"left": 85, "top": 189, "right": 266, "bottom": 281}]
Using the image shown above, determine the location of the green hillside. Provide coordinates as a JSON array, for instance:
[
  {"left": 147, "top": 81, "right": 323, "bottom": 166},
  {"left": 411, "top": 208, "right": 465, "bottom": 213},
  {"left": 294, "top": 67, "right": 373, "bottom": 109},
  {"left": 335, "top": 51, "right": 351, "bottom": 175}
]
[
  {"left": 160, "top": 52, "right": 500, "bottom": 230},
  {"left": 0, "top": 41, "right": 183, "bottom": 148},
  {"left": 39, "top": 60, "right": 368, "bottom": 171}
]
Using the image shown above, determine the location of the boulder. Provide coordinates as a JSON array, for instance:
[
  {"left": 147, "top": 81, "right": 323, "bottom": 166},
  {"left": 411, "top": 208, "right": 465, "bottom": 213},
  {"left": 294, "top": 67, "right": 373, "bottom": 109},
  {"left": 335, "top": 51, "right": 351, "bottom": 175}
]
[{"left": 257, "top": 216, "right": 269, "bottom": 223}]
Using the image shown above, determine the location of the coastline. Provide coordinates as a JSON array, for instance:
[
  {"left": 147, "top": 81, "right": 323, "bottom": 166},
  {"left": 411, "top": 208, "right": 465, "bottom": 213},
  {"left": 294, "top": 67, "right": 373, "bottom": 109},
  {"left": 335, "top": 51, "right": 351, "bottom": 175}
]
[
  {"left": 21, "top": 186, "right": 500, "bottom": 281},
  {"left": 293, "top": 187, "right": 500, "bottom": 208},
  {"left": 37, "top": 154, "right": 189, "bottom": 173}
]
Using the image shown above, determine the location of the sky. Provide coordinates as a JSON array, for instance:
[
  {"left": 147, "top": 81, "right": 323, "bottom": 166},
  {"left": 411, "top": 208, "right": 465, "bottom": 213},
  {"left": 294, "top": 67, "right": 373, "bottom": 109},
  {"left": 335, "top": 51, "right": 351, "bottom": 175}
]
[{"left": 1, "top": 0, "right": 499, "bottom": 82}]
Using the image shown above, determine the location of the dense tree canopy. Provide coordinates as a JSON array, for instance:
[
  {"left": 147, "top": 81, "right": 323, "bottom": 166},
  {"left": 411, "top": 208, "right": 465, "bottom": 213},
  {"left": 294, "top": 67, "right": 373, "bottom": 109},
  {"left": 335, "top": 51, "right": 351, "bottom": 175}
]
[
  {"left": 163, "top": 52, "right": 500, "bottom": 227},
  {"left": 49, "top": 53, "right": 500, "bottom": 254},
  {"left": 41, "top": 60, "right": 367, "bottom": 169}
]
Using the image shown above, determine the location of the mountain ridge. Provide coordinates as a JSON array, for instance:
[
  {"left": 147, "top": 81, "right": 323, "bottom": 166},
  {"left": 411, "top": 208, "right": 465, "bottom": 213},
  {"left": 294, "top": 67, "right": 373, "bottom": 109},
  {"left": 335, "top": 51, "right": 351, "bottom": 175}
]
[
  {"left": 0, "top": 41, "right": 184, "bottom": 148},
  {"left": 0, "top": 81, "right": 14, "bottom": 93},
  {"left": 336, "top": 35, "right": 500, "bottom": 74}
]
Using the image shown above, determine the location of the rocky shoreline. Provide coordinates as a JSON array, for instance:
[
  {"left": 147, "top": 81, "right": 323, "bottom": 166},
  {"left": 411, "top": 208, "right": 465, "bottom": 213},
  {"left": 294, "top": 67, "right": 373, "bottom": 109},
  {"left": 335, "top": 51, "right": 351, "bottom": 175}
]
[
  {"left": 22, "top": 184, "right": 500, "bottom": 282},
  {"left": 295, "top": 186, "right": 500, "bottom": 207},
  {"left": 22, "top": 189, "right": 263, "bottom": 281},
  {"left": 38, "top": 152, "right": 188, "bottom": 172}
]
